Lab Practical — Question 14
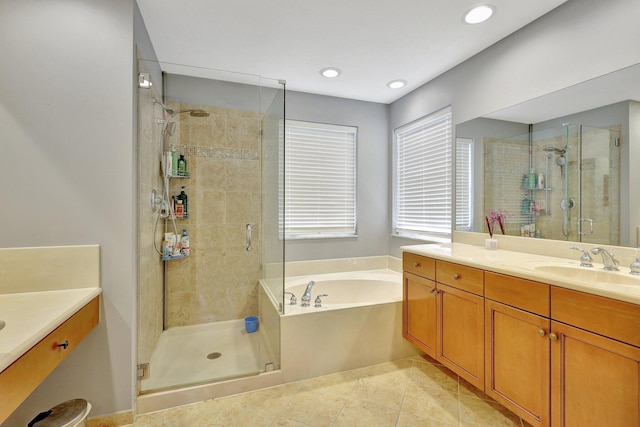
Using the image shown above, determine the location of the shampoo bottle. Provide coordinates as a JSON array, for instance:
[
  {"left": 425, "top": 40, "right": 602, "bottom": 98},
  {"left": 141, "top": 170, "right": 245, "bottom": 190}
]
[
  {"left": 180, "top": 187, "right": 188, "bottom": 217},
  {"left": 178, "top": 154, "right": 187, "bottom": 176},
  {"left": 171, "top": 145, "right": 178, "bottom": 177},
  {"left": 180, "top": 229, "right": 190, "bottom": 256}
]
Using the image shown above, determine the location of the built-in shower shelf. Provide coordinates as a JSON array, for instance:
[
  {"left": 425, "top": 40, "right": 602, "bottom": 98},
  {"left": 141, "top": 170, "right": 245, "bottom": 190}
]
[{"left": 161, "top": 253, "right": 190, "bottom": 261}]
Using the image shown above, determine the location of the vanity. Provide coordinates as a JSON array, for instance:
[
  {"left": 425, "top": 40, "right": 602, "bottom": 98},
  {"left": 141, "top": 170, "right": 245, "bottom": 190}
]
[
  {"left": 0, "top": 245, "right": 101, "bottom": 424},
  {"left": 402, "top": 236, "right": 640, "bottom": 427}
]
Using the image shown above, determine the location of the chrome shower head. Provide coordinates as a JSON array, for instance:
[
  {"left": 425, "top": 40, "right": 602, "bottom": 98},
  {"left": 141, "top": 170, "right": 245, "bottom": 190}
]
[{"left": 165, "top": 108, "right": 210, "bottom": 117}]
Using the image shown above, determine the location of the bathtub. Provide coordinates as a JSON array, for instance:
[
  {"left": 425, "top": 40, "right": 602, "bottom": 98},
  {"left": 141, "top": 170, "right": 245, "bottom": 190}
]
[{"left": 260, "top": 268, "right": 420, "bottom": 383}]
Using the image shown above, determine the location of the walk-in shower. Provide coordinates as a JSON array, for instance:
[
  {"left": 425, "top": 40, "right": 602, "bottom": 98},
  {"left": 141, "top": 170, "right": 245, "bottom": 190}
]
[
  {"left": 136, "top": 61, "right": 285, "bottom": 395},
  {"left": 482, "top": 122, "right": 620, "bottom": 243}
]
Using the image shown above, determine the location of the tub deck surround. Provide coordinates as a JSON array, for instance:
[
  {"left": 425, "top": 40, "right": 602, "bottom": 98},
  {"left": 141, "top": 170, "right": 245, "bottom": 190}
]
[
  {"left": 0, "top": 245, "right": 101, "bottom": 424},
  {"left": 401, "top": 241, "right": 640, "bottom": 305}
]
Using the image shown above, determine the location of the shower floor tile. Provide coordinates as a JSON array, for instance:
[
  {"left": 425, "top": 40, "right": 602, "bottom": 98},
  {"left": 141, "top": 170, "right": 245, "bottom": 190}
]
[{"left": 141, "top": 319, "right": 262, "bottom": 391}]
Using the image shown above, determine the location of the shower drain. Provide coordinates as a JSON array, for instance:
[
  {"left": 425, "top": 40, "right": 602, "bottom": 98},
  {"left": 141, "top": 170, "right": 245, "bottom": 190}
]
[{"left": 207, "top": 352, "right": 222, "bottom": 360}]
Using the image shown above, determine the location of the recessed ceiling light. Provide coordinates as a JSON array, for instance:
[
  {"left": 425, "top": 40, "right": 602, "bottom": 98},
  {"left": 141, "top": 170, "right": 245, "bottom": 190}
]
[
  {"left": 320, "top": 67, "right": 341, "bottom": 78},
  {"left": 463, "top": 5, "right": 495, "bottom": 24},
  {"left": 387, "top": 80, "right": 407, "bottom": 89}
]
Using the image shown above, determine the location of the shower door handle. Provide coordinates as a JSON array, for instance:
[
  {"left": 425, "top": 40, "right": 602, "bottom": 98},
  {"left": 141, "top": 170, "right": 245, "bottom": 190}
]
[
  {"left": 578, "top": 218, "right": 594, "bottom": 235},
  {"left": 246, "top": 224, "right": 252, "bottom": 251}
]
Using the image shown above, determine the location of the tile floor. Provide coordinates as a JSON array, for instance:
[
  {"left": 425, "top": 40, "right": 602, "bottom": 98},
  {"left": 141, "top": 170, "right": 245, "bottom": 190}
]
[{"left": 131, "top": 355, "right": 530, "bottom": 427}]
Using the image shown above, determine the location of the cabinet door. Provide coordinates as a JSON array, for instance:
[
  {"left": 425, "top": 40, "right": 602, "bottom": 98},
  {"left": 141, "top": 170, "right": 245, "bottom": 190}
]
[
  {"left": 403, "top": 272, "right": 437, "bottom": 358},
  {"left": 437, "top": 282, "right": 484, "bottom": 390},
  {"left": 486, "top": 300, "right": 550, "bottom": 427},
  {"left": 551, "top": 321, "right": 640, "bottom": 427}
]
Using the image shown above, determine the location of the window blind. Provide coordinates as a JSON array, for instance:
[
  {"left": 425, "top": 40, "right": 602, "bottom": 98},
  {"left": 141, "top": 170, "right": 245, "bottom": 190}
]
[
  {"left": 284, "top": 120, "right": 357, "bottom": 238},
  {"left": 394, "top": 108, "right": 452, "bottom": 240},
  {"left": 456, "top": 138, "right": 473, "bottom": 230}
]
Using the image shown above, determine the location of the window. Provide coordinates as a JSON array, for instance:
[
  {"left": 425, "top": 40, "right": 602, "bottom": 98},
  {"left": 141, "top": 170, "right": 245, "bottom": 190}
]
[
  {"left": 456, "top": 137, "right": 474, "bottom": 231},
  {"left": 394, "top": 107, "right": 453, "bottom": 241},
  {"left": 284, "top": 120, "right": 357, "bottom": 239}
]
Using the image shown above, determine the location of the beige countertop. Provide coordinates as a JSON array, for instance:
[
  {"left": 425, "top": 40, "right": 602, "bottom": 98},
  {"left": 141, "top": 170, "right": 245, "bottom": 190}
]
[
  {"left": 402, "top": 242, "right": 640, "bottom": 305},
  {"left": 0, "top": 288, "right": 102, "bottom": 372}
]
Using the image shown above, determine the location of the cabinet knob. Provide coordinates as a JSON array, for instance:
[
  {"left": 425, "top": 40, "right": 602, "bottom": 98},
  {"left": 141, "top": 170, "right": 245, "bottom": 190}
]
[
  {"left": 430, "top": 288, "right": 438, "bottom": 294},
  {"left": 413, "top": 262, "right": 421, "bottom": 267},
  {"left": 537, "top": 328, "right": 546, "bottom": 337},
  {"left": 549, "top": 333, "right": 558, "bottom": 341},
  {"left": 453, "top": 274, "right": 460, "bottom": 280}
]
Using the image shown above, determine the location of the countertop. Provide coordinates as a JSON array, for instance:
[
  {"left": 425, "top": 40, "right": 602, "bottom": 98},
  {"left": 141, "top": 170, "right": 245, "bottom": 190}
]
[
  {"left": 402, "top": 242, "right": 640, "bottom": 305},
  {"left": 0, "top": 287, "right": 102, "bottom": 372}
]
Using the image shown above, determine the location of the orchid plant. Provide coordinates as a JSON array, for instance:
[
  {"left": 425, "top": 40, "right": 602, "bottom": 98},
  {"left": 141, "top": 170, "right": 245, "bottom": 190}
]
[{"left": 485, "top": 208, "right": 508, "bottom": 238}]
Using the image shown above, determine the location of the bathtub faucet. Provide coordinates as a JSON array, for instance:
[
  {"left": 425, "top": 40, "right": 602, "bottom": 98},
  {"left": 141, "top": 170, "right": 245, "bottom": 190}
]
[{"left": 300, "top": 281, "right": 315, "bottom": 307}]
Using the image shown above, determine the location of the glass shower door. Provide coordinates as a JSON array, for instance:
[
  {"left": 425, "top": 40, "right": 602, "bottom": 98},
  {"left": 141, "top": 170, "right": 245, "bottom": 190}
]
[{"left": 577, "top": 125, "right": 621, "bottom": 245}]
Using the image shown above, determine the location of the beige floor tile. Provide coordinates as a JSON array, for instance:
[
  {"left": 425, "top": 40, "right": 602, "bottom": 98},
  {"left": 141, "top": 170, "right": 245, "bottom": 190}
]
[
  {"left": 396, "top": 411, "right": 458, "bottom": 427},
  {"left": 458, "top": 395, "right": 522, "bottom": 427},
  {"left": 347, "top": 374, "right": 408, "bottom": 410},
  {"left": 282, "top": 390, "right": 347, "bottom": 427},
  {"left": 333, "top": 400, "right": 400, "bottom": 427},
  {"left": 292, "top": 370, "right": 360, "bottom": 397},
  {"left": 458, "top": 377, "right": 494, "bottom": 401},
  {"left": 400, "top": 383, "right": 460, "bottom": 425},
  {"left": 268, "top": 416, "right": 313, "bottom": 426},
  {"left": 409, "top": 359, "right": 459, "bottom": 393}
]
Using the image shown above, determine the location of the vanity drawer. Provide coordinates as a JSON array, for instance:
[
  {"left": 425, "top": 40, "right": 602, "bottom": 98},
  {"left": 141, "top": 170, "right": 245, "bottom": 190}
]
[
  {"left": 485, "top": 272, "right": 550, "bottom": 317},
  {"left": 0, "top": 296, "right": 100, "bottom": 423},
  {"left": 551, "top": 287, "right": 640, "bottom": 347},
  {"left": 403, "top": 253, "right": 435, "bottom": 280},
  {"left": 436, "top": 260, "right": 484, "bottom": 296}
]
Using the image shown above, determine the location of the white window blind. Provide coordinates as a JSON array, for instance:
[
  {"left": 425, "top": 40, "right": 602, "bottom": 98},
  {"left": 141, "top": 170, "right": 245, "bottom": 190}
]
[
  {"left": 394, "top": 108, "right": 453, "bottom": 240},
  {"left": 284, "top": 120, "right": 357, "bottom": 238},
  {"left": 456, "top": 137, "right": 473, "bottom": 231}
]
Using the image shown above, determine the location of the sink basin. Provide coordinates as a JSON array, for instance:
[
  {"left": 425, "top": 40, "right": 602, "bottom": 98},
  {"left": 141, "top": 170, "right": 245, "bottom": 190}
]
[
  {"left": 0, "top": 320, "right": 5, "bottom": 331},
  {"left": 531, "top": 264, "right": 640, "bottom": 287}
]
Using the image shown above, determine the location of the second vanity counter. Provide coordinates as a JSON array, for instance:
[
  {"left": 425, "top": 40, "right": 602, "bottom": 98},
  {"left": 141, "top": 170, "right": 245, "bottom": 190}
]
[
  {"left": 401, "top": 242, "right": 640, "bottom": 305},
  {"left": 0, "top": 287, "right": 102, "bottom": 372}
]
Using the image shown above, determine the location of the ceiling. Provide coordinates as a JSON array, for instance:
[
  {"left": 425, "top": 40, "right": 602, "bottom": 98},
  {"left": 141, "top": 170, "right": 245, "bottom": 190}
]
[{"left": 136, "top": 0, "right": 567, "bottom": 104}]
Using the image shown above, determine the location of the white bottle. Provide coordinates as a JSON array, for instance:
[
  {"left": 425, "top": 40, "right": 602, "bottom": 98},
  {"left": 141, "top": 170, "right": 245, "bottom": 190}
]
[
  {"left": 180, "top": 229, "right": 190, "bottom": 256},
  {"left": 165, "top": 151, "right": 173, "bottom": 177}
]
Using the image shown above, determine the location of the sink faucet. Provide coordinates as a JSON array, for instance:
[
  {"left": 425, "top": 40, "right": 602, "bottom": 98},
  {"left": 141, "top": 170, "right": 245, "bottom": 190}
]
[
  {"left": 300, "top": 281, "right": 315, "bottom": 307},
  {"left": 570, "top": 247, "right": 593, "bottom": 267},
  {"left": 630, "top": 256, "right": 640, "bottom": 276},
  {"left": 591, "top": 247, "right": 620, "bottom": 271}
]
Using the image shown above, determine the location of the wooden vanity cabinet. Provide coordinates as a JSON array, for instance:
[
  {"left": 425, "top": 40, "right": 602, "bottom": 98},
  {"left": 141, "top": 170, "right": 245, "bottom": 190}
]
[
  {"left": 550, "top": 287, "right": 640, "bottom": 427},
  {"left": 403, "top": 272, "right": 437, "bottom": 358},
  {"left": 402, "top": 255, "right": 484, "bottom": 390},
  {"left": 485, "top": 272, "right": 551, "bottom": 427}
]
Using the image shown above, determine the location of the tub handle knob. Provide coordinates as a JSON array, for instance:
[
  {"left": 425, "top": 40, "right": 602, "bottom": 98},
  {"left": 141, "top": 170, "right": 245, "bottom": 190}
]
[
  {"left": 284, "top": 292, "right": 297, "bottom": 305},
  {"left": 314, "top": 294, "right": 328, "bottom": 308}
]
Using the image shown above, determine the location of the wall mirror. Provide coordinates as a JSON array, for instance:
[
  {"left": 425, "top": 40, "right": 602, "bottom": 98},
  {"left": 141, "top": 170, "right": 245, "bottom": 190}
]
[{"left": 455, "top": 63, "right": 640, "bottom": 247}]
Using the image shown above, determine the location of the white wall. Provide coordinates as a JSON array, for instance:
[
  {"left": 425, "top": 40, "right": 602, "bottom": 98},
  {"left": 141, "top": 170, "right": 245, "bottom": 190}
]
[
  {"left": 285, "top": 91, "right": 390, "bottom": 262},
  {"left": 388, "top": 0, "right": 640, "bottom": 257},
  {"left": 0, "top": 0, "right": 135, "bottom": 424}
]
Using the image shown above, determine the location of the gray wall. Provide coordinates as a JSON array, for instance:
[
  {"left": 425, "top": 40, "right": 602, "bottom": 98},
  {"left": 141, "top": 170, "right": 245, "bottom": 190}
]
[
  {"left": 285, "top": 91, "right": 390, "bottom": 262},
  {"left": 0, "top": 0, "right": 136, "bottom": 424},
  {"left": 388, "top": 0, "right": 640, "bottom": 257}
]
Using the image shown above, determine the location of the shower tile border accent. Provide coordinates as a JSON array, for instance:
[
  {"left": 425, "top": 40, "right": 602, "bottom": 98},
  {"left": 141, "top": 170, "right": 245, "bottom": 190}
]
[{"left": 177, "top": 145, "right": 259, "bottom": 161}]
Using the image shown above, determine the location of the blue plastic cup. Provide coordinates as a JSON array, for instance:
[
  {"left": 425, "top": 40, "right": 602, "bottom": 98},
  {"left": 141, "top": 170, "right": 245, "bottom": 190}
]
[{"left": 245, "top": 316, "right": 259, "bottom": 333}]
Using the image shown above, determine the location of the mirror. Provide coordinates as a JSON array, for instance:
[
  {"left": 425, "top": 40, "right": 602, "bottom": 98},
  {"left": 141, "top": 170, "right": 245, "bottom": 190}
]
[{"left": 455, "top": 63, "right": 640, "bottom": 247}]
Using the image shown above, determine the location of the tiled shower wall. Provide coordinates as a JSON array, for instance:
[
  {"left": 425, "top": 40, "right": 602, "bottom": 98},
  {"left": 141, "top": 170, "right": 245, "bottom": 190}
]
[
  {"left": 137, "top": 62, "right": 165, "bottom": 365},
  {"left": 165, "top": 102, "right": 262, "bottom": 327}
]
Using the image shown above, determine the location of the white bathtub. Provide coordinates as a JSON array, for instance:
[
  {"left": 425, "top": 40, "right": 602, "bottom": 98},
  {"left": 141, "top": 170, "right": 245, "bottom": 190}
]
[{"left": 260, "top": 268, "right": 420, "bottom": 383}]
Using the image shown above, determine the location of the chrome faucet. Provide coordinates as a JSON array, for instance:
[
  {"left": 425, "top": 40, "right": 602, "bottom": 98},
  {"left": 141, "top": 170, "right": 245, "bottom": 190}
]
[
  {"left": 300, "top": 281, "right": 315, "bottom": 307},
  {"left": 570, "top": 247, "right": 593, "bottom": 267},
  {"left": 591, "top": 247, "right": 620, "bottom": 271},
  {"left": 630, "top": 256, "right": 640, "bottom": 276}
]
